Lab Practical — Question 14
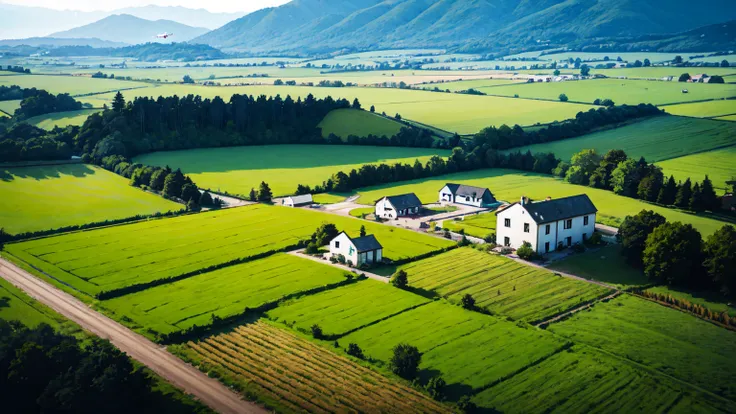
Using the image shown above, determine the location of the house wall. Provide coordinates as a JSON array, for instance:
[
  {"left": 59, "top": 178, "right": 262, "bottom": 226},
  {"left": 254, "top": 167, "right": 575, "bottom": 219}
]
[
  {"left": 551, "top": 213, "right": 596, "bottom": 252},
  {"left": 330, "top": 233, "right": 358, "bottom": 265},
  {"left": 375, "top": 198, "right": 419, "bottom": 219},
  {"left": 438, "top": 186, "right": 483, "bottom": 207},
  {"left": 496, "top": 204, "right": 537, "bottom": 250},
  {"left": 496, "top": 205, "right": 596, "bottom": 254},
  {"left": 439, "top": 186, "right": 454, "bottom": 203},
  {"left": 283, "top": 198, "right": 295, "bottom": 207}
]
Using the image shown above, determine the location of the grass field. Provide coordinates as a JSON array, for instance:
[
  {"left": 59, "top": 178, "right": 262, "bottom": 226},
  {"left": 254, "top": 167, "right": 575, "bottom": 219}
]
[
  {"left": 664, "top": 99, "right": 736, "bottom": 118},
  {"left": 473, "top": 345, "right": 736, "bottom": 414},
  {"left": 549, "top": 294, "right": 736, "bottom": 401},
  {"left": 485, "top": 78, "right": 736, "bottom": 105},
  {"left": 397, "top": 248, "right": 610, "bottom": 322},
  {"left": 173, "top": 321, "right": 452, "bottom": 413},
  {"left": 443, "top": 212, "right": 496, "bottom": 238},
  {"left": 716, "top": 114, "right": 736, "bottom": 121},
  {"left": 0, "top": 74, "right": 149, "bottom": 95},
  {"left": 5, "top": 204, "right": 453, "bottom": 296},
  {"left": 268, "top": 278, "right": 429, "bottom": 337},
  {"left": 421, "top": 78, "right": 522, "bottom": 92},
  {"left": 134, "top": 145, "right": 449, "bottom": 197},
  {"left": 0, "top": 277, "right": 62, "bottom": 327},
  {"left": 103, "top": 254, "right": 348, "bottom": 335},
  {"left": 591, "top": 67, "right": 736, "bottom": 79},
  {"left": 317, "top": 109, "right": 404, "bottom": 138},
  {"left": 547, "top": 245, "right": 647, "bottom": 288},
  {"left": 0, "top": 99, "right": 20, "bottom": 116},
  {"left": 354, "top": 169, "right": 729, "bottom": 236},
  {"left": 26, "top": 109, "right": 100, "bottom": 130},
  {"left": 0, "top": 164, "right": 181, "bottom": 234},
  {"left": 504, "top": 116, "right": 736, "bottom": 164},
  {"left": 656, "top": 145, "right": 736, "bottom": 190},
  {"left": 645, "top": 286, "right": 736, "bottom": 317},
  {"left": 341, "top": 301, "right": 566, "bottom": 392}
]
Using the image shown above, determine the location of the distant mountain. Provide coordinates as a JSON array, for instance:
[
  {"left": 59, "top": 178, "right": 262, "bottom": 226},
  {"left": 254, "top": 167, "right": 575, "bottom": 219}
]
[
  {"left": 45, "top": 43, "right": 228, "bottom": 62},
  {"left": 0, "top": 37, "right": 126, "bottom": 48},
  {"left": 50, "top": 14, "right": 210, "bottom": 45},
  {"left": 593, "top": 20, "right": 736, "bottom": 53},
  {"left": 113, "top": 5, "right": 244, "bottom": 30},
  {"left": 193, "top": 0, "right": 736, "bottom": 53}
]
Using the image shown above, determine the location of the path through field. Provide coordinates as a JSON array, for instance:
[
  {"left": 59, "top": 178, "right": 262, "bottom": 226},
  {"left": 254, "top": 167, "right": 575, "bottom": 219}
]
[{"left": 0, "top": 257, "right": 266, "bottom": 414}]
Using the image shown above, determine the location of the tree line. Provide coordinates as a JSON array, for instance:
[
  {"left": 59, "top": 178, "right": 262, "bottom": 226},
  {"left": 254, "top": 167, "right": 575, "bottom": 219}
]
[
  {"left": 0, "top": 122, "right": 77, "bottom": 162},
  {"left": 1, "top": 65, "right": 30, "bottom": 74}
]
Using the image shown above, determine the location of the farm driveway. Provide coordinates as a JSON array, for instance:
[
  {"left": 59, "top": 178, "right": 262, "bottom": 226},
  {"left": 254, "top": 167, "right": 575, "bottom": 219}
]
[{"left": 0, "top": 258, "right": 267, "bottom": 414}]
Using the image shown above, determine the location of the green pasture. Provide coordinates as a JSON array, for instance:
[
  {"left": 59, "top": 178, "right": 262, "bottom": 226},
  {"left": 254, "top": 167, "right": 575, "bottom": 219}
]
[
  {"left": 349, "top": 207, "right": 374, "bottom": 218},
  {"left": 486, "top": 78, "right": 736, "bottom": 105},
  {"left": 549, "top": 294, "right": 736, "bottom": 401},
  {"left": 591, "top": 67, "right": 736, "bottom": 79},
  {"left": 0, "top": 277, "right": 61, "bottom": 327},
  {"left": 341, "top": 301, "right": 566, "bottom": 391},
  {"left": 422, "top": 60, "right": 546, "bottom": 70},
  {"left": 716, "top": 114, "right": 736, "bottom": 121},
  {"left": 473, "top": 345, "right": 736, "bottom": 414},
  {"left": 398, "top": 248, "right": 610, "bottom": 322},
  {"left": 542, "top": 52, "right": 692, "bottom": 63},
  {"left": 267, "top": 278, "right": 429, "bottom": 336},
  {"left": 442, "top": 212, "right": 496, "bottom": 238},
  {"left": 317, "top": 109, "right": 404, "bottom": 138},
  {"left": 0, "top": 164, "right": 181, "bottom": 234},
  {"left": 656, "top": 145, "right": 736, "bottom": 191},
  {"left": 5, "top": 204, "right": 453, "bottom": 296},
  {"left": 354, "top": 169, "right": 729, "bottom": 235},
  {"left": 664, "top": 99, "right": 736, "bottom": 118},
  {"left": 420, "top": 78, "right": 522, "bottom": 92},
  {"left": 0, "top": 99, "right": 20, "bottom": 116},
  {"left": 505, "top": 115, "right": 736, "bottom": 163},
  {"left": 80, "top": 83, "right": 594, "bottom": 134},
  {"left": 134, "top": 145, "right": 448, "bottom": 197},
  {"left": 26, "top": 109, "right": 101, "bottom": 130},
  {"left": 548, "top": 245, "right": 647, "bottom": 288},
  {"left": 0, "top": 74, "right": 150, "bottom": 96},
  {"left": 645, "top": 286, "right": 736, "bottom": 317},
  {"left": 103, "top": 254, "right": 347, "bottom": 335}
]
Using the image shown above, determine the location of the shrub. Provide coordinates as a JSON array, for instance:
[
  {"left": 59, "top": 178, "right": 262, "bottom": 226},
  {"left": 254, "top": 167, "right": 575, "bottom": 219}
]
[
  {"left": 425, "top": 376, "right": 446, "bottom": 399},
  {"left": 586, "top": 232, "right": 603, "bottom": 246},
  {"left": 390, "top": 270, "right": 408, "bottom": 288},
  {"left": 461, "top": 294, "right": 476, "bottom": 310},
  {"left": 500, "top": 247, "right": 513, "bottom": 255},
  {"left": 305, "top": 242, "right": 319, "bottom": 255},
  {"left": 389, "top": 343, "right": 421, "bottom": 379},
  {"left": 572, "top": 243, "right": 586, "bottom": 253},
  {"left": 484, "top": 232, "right": 496, "bottom": 244},
  {"left": 346, "top": 343, "right": 364, "bottom": 359},
  {"left": 458, "top": 235, "right": 471, "bottom": 247},
  {"left": 457, "top": 396, "right": 479, "bottom": 413},
  {"left": 558, "top": 93, "right": 569, "bottom": 102},
  {"left": 517, "top": 242, "right": 536, "bottom": 260},
  {"left": 310, "top": 324, "right": 323, "bottom": 339}
]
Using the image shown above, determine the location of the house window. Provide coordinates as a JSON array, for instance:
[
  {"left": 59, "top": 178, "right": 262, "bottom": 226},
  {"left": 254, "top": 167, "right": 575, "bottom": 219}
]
[
  {"left": 545, "top": 224, "right": 550, "bottom": 235},
  {"left": 335, "top": 241, "right": 340, "bottom": 248},
  {"left": 524, "top": 223, "right": 530, "bottom": 233},
  {"left": 504, "top": 218, "right": 511, "bottom": 228},
  {"left": 564, "top": 219, "right": 572, "bottom": 229},
  {"left": 566, "top": 236, "right": 572, "bottom": 247},
  {"left": 584, "top": 215, "right": 589, "bottom": 225},
  {"left": 466, "top": 196, "right": 471, "bottom": 202},
  {"left": 504, "top": 237, "right": 510, "bottom": 247},
  {"left": 545, "top": 242, "right": 550, "bottom": 253}
]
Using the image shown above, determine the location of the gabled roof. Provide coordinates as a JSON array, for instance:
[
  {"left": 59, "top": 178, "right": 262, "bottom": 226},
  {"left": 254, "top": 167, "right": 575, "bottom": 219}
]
[
  {"left": 286, "top": 194, "right": 313, "bottom": 204},
  {"left": 351, "top": 234, "right": 383, "bottom": 252},
  {"left": 382, "top": 193, "right": 422, "bottom": 210},
  {"left": 521, "top": 194, "right": 597, "bottom": 224},
  {"left": 443, "top": 183, "right": 495, "bottom": 201}
]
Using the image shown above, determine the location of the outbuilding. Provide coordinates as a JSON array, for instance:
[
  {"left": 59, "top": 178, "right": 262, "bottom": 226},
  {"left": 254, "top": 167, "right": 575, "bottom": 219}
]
[
  {"left": 329, "top": 232, "right": 383, "bottom": 266},
  {"left": 375, "top": 193, "right": 422, "bottom": 219},
  {"left": 282, "top": 194, "right": 313, "bottom": 207},
  {"left": 439, "top": 184, "right": 497, "bottom": 208}
]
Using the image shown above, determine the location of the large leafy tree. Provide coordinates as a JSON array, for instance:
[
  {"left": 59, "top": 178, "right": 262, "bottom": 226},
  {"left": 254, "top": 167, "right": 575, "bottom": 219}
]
[
  {"left": 618, "top": 210, "right": 666, "bottom": 266},
  {"left": 389, "top": 343, "right": 421, "bottom": 379},
  {"left": 703, "top": 225, "right": 736, "bottom": 297},
  {"left": 643, "top": 222, "right": 704, "bottom": 287}
]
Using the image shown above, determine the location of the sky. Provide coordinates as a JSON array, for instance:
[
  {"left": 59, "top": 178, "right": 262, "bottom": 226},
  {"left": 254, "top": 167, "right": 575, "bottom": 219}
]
[{"left": 0, "top": 0, "right": 290, "bottom": 13}]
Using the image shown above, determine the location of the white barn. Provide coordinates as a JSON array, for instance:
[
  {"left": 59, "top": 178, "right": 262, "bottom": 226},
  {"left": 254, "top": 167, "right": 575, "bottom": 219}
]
[
  {"left": 495, "top": 195, "right": 597, "bottom": 255},
  {"left": 439, "top": 184, "right": 497, "bottom": 208},
  {"left": 282, "top": 194, "right": 313, "bottom": 207},
  {"left": 375, "top": 193, "right": 422, "bottom": 219},
  {"left": 329, "top": 232, "right": 383, "bottom": 266}
]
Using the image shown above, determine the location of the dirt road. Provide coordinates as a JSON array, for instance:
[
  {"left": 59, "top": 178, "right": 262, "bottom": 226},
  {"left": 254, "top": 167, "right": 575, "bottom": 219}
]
[{"left": 0, "top": 258, "right": 267, "bottom": 414}]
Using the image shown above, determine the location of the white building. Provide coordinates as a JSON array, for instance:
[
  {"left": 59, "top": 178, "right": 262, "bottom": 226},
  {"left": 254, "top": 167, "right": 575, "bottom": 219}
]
[
  {"left": 375, "top": 193, "right": 422, "bottom": 219},
  {"left": 439, "top": 184, "right": 497, "bottom": 208},
  {"left": 329, "top": 232, "right": 383, "bottom": 266},
  {"left": 495, "top": 194, "right": 597, "bottom": 255},
  {"left": 282, "top": 194, "right": 313, "bottom": 207}
]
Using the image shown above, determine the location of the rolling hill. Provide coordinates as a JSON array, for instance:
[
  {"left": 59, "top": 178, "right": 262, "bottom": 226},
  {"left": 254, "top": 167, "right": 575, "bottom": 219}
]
[
  {"left": 193, "top": 0, "right": 736, "bottom": 53},
  {"left": 49, "top": 14, "right": 210, "bottom": 45}
]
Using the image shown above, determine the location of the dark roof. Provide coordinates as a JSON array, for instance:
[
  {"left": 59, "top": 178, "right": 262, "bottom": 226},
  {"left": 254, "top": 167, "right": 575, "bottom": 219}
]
[
  {"left": 519, "top": 194, "right": 597, "bottom": 224},
  {"left": 384, "top": 193, "right": 422, "bottom": 210},
  {"left": 351, "top": 234, "right": 383, "bottom": 252},
  {"left": 445, "top": 183, "right": 495, "bottom": 199}
]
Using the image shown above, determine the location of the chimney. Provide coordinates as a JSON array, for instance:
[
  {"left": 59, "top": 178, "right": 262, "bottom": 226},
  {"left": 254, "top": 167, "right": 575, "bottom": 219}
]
[
  {"left": 520, "top": 196, "right": 529, "bottom": 206},
  {"left": 546, "top": 196, "right": 552, "bottom": 201}
]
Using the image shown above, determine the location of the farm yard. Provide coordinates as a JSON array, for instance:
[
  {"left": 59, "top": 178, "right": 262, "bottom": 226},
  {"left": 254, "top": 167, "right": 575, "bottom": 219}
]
[
  {"left": 0, "top": 164, "right": 181, "bottom": 234},
  {"left": 397, "top": 248, "right": 611, "bottom": 322}
]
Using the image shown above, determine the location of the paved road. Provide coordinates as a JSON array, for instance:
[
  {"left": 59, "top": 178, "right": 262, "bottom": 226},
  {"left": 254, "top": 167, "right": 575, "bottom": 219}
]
[{"left": 0, "top": 258, "right": 267, "bottom": 414}]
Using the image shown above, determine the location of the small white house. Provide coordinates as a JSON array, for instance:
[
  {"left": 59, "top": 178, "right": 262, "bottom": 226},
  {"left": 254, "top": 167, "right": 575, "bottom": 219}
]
[
  {"left": 495, "top": 194, "right": 597, "bottom": 255},
  {"left": 375, "top": 193, "right": 422, "bottom": 219},
  {"left": 329, "top": 232, "right": 383, "bottom": 266},
  {"left": 282, "top": 194, "right": 313, "bottom": 207},
  {"left": 439, "top": 184, "right": 497, "bottom": 208}
]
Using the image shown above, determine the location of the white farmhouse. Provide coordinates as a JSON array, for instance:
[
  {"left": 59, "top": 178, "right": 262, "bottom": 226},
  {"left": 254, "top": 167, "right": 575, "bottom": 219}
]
[
  {"left": 439, "top": 183, "right": 497, "bottom": 208},
  {"left": 375, "top": 193, "right": 422, "bottom": 219},
  {"left": 329, "top": 232, "right": 383, "bottom": 266},
  {"left": 282, "top": 194, "right": 313, "bottom": 207},
  {"left": 495, "top": 195, "right": 597, "bottom": 255}
]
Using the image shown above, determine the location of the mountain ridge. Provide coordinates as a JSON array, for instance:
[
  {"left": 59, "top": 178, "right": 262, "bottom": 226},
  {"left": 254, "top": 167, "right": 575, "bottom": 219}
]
[{"left": 50, "top": 14, "right": 210, "bottom": 45}]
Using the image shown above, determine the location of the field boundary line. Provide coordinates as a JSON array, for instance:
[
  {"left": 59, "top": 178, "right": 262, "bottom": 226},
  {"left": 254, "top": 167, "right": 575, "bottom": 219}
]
[
  {"left": 658, "top": 96, "right": 736, "bottom": 107},
  {"left": 626, "top": 291, "right": 736, "bottom": 333},
  {"left": 321, "top": 300, "right": 434, "bottom": 340},
  {"left": 534, "top": 290, "right": 621, "bottom": 328},
  {"left": 652, "top": 141, "right": 736, "bottom": 164}
]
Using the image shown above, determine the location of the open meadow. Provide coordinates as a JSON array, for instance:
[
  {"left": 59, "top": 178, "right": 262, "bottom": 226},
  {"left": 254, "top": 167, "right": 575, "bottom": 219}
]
[
  {"left": 0, "top": 74, "right": 150, "bottom": 96},
  {"left": 547, "top": 245, "right": 647, "bottom": 289},
  {"left": 0, "top": 164, "right": 181, "bottom": 234},
  {"left": 26, "top": 109, "right": 101, "bottom": 129},
  {"left": 134, "top": 145, "right": 449, "bottom": 197},
  {"left": 664, "top": 99, "right": 736, "bottom": 118},
  {"left": 645, "top": 286, "right": 736, "bottom": 317},
  {"left": 549, "top": 294, "right": 736, "bottom": 401},
  {"left": 0, "top": 99, "right": 21, "bottom": 116},
  {"left": 267, "top": 278, "right": 430, "bottom": 337},
  {"left": 317, "top": 109, "right": 404, "bottom": 138},
  {"left": 173, "top": 321, "right": 452, "bottom": 414},
  {"left": 590, "top": 67, "right": 736, "bottom": 79},
  {"left": 353, "top": 169, "right": 729, "bottom": 235},
  {"left": 421, "top": 78, "right": 523, "bottom": 91},
  {"left": 443, "top": 212, "right": 496, "bottom": 239},
  {"left": 5, "top": 204, "right": 454, "bottom": 296},
  {"left": 397, "top": 248, "right": 611, "bottom": 322},
  {"left": 0, "top": 277, "right": 63, "bottom": 327},
  {"left": 656, "top": 145, "right": 736, "bottom": 190}
]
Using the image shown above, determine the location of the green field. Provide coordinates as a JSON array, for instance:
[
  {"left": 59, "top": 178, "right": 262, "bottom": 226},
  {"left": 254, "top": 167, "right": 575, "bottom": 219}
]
[
  {"left": 0, "top": 99, "right": 20, "bottom": 116},
  {"left": 548, "top": 245, "right": 647, "bottom": 288},
  {"left": 645, "top": 286, "right": 736, "bottom": 317},
  {"left": 541, "top": 52, "right": 689, "bottom": 63},
  {"left": 591, "top": 67, "right": 736, "bottom": 79},
  {"left": 26, "top": 109, "right": 100, "bottom": 130},
  {"left": 267, "top": 278, "right": 430, "bottom": 336},
  {"left": 549, "top": 294, "right": 736, "bottom": 401},
  {"left": 354, "top": 169, "right": 729, "bottom": 235},
  {"left": 397, "top": 248, "right": 610, "bottom": 322},
  {"left": 5, "top": 204, "right": 453, "bottom": 296},
  {"left": 103, "top": 254, "right": 348, "bottom": 335},
  {"left": 0, "top": 164, "right": 182, "bottom": 234},
  {"left": 504, "top": 116, "right": 736, "bottom": 164},
  {"left": 664, "top": 99, "right": 736, "bottom": 118},
  {"left": 473, "top": 345, "right": 736, "bottom": 414},
  {"left": 716, "top": 114, "right": 736, "bottom": 121},
  {"left": 134, "top": 145, "right": 449, "bottom": 197},
  {"left": 341, "top": 301, "right": 566, "bottom": 390},
  {"left": 317, "top": 109, "right": 404, "bottom": 138},
  {"left": 0, "top": 74, "right": 150, "bottom": 96},
  {"left": 656, "top": 145, "right": 736, "bottom": 190},
  {"left": 421, "top": 78, "right": 522, "bottom": 92},
  {"left": 443, "top": 212, "right": 496, "bottom": 238},
  {"left": 0, "top": 277, "right": 61, "bottom": 327},
  {"left": 485, "top": 79, "right": 736, "bottom": 105}
]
